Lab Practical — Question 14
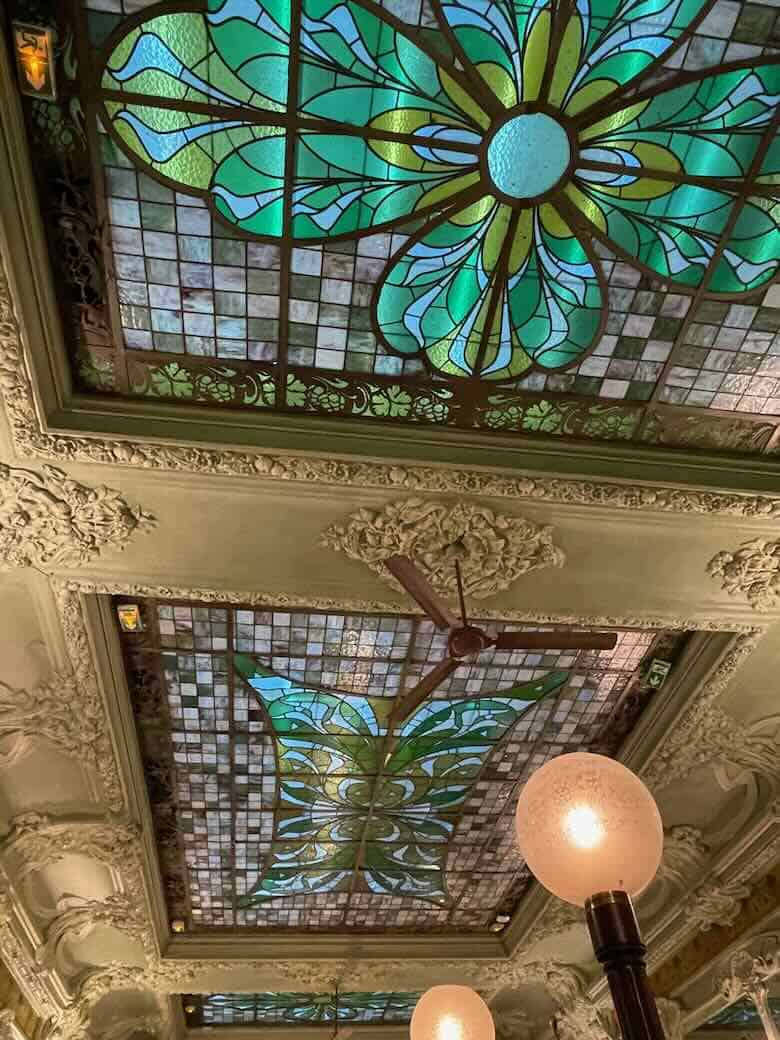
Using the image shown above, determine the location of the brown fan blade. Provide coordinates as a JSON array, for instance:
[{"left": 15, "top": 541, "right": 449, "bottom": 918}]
[
  {"left": 385, "top": 555, "right": 457, "bottom": 630},
  {"left": 390, "top": 657, "right": 459, "bottom": 723},
  {"left": 494, "top": 631, "right": 618, "bottom": 651}
]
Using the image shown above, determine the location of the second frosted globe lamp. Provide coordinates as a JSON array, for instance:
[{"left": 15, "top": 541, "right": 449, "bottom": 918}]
[
  {"left": 410, "top": 987, "right": 495, "bottom": 1040},
  {"left": 514, "top": 751, "right": 663, "bottom": 906}
]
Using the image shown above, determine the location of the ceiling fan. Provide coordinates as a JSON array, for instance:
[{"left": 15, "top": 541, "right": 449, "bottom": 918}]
[{"left": 386, "top": 554, "right": 618, "bottom": 722}]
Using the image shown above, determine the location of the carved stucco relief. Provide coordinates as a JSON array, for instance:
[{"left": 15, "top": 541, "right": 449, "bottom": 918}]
[
  {"left": 0, "top": 463, "right": 154, "bottom": 572},
  {"left": 642, "top": 633, "right": 775, "bottom": 792},
  {"left": 2, "top": 257, "right": 780, "bottom": 519},
  {"left": 0, "top": 673, "right": 123, "bottom": 809},
  {"left": 321, "top": 498, "right": 565, "bottom": 600},
  {"left": 657, "top": 827, "right": 710, "bottom": 890},
  {"left": 717, "top": 943, "right": 780, "bottom": 1004},
  {"left": 708, "top": 539, "right": 780, "bottom": 612}
]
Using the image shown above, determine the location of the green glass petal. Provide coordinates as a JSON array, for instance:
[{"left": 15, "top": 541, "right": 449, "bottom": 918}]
[
  {"left": 581, "top": 64, "right": 780, "bottom": 181},
  {"left": 559, "top": 0, "right": 710, "bottom": 117},
  {"left": 299, "top": 0, "right": 485, "bottom": 129},
  {"left": 376, "top": 197, "right": 511, "bottom": 378},
  {"left": 104, "top": 101, "right": 283, "bottom": 200},
  {"left": 504, "top": 205, "right": 603, "bottom": 374},
  {"left": 233, "top": 657, "right": 567, "bottom": 906},
  {"left": 290, "top": 133, "right": 478, "bottom": 239},
  {"left": 569, "top": 178, "right": 737, "bottom": 288},
  {"left": 708, "top": 196, "right": 780, "bottom": 294},
  {"left": 436, "top": 0, "right": 552, "bottom": 108},
  {"left": 376, "top": 199, "right": 600, "bottom": 378},
  {"left": 102, "top": 8, "right": 288, "bottom": 109}
]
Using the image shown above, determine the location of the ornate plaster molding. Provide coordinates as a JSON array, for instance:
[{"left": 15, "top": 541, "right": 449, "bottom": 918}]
[
  {"left": 0, "top": 671, "right": 122, "bottom": 809},
  {"left": 3, "top": 814, "right": 141, "bottom": 882},
  {"left": 2, "top": 260, "right": 780, "bottom": 519},
  {"left": 526, "top": 900, "right": 586, "bottom": 945},
  {"left": 321, "top": 498, "right": 564, "bottom": 600},
  {"left": 0, "top": 1011, "right": 27, "bottom": 1040},
  {"left": 656, "top": 998, "right": 684, "bottom": 1040},
  {"left": 708, "top": 539, "right": 780, "bottom": 612},
  {"left": 716, "top": 944, "right": 780, "bottom": 1004},
  {"left": 553, "top": 999, "right": 615, "bottom": 1040},
  {"left": 36, "top": 892, "right": 152, "bottom": 969},
  {"left": 0, "top": 880, "right": 59, "bottom": 1022},
  {"left": 54, "top": 576, "right": 765, "bottom": 634},
  {"left": 480, "top": 960, "right": 586, "bottom": 1005},
  {"left": 657, "top": 827, "right": 710, "bottom": 890},
  {"left": 493, "top": 1006, "right": 532, "bottom": 1040},
  {"left": 686, "top": 879, "right": 753, "bottom": 931},
  {"left": 0, "top": 463, "right": 154, "bottom": 571},
  {"left": 642, "top": 634, "right": 771, "bottom": 791},
  {"left": 44, "top": 963, "right": 174, "bottom": 1040}
]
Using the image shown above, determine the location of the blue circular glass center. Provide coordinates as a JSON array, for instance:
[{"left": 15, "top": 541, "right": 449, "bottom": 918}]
[{"left": 487, "top": 113, "right": 570, "bottom": 199}]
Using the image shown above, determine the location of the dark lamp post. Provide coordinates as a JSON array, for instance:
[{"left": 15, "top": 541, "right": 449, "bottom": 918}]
[{"left": 515, "top": 752, "right": 665, "bottom": 1040}]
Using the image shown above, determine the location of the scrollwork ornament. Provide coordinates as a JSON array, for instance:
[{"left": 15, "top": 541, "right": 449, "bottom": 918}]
[
  {"left": 708, "top": 539, "right": 780, "bottom": 612},
  {"left": 322, "top": 498, "right": 565, "bottom": 600},
  {"left": 526, "top": 900, "right": 586, "bottom": 943}
]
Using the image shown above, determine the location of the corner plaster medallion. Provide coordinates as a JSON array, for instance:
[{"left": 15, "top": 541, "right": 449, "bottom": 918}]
[
  {"left": 708, "top": 539, "right": 780, "bottom": 612},
  {"left": 322, "top": 498, "right": 565, "bottom": 600},
  {"left": 0, "top": 463, "right": 154, "bottom": 571}
]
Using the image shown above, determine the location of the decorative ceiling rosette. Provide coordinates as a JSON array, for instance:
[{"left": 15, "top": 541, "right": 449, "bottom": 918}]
[{"left": 98, "top": 0, "right": 780, "bottom": 381}]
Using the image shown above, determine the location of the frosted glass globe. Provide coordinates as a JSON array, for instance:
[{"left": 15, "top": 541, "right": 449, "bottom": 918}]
[
  {"left": 515, "top": 752, "right": 663, "bottom": 906},
  {"left": 411, "top": 987, "right": 495, "bottom": 1040}
]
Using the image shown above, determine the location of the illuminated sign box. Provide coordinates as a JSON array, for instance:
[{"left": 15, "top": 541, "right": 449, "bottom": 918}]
[{"left": 13, "top": 22, "right": 57, "bottom": 101}]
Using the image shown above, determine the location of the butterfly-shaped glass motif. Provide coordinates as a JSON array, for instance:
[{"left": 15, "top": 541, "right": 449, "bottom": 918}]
[{"left": 235, "top": 656, "right": 569, "bottom": 904}]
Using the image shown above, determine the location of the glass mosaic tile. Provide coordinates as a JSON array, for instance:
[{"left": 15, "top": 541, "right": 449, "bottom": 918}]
[{"left": 118, "top": 598, "right": 686, "bottom": 932}]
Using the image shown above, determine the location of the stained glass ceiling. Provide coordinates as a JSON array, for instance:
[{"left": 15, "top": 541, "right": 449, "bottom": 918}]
[
  {"left": 702, "top": 997, "right": 780, "bottom": 1029},
  {"left": 6, "top": 0, "right": 780, "bottom": 453},
  {"left": 183, "top": 991, "right": 422, "bottom": 1027},
  {"left": 117, "top": 598, "right": 686, "bottom": 932}
]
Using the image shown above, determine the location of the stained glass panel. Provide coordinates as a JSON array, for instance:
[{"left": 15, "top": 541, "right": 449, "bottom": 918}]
[
  {"left": 185, "top": 991, "right": 422, "bottom": 1027},
  {"left": 117, "top": 598, "right": 686, "bottom": 931},
  {"left": 703, "top": 997, "right": 780, "bottom": 1029},
  {"left": 8, "top": 0, "right": 780, "bottom": 439}
]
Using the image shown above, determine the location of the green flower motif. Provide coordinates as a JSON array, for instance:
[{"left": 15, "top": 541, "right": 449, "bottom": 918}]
[{"left": 101, "top": 0, "right": 780, "bottom": 381}]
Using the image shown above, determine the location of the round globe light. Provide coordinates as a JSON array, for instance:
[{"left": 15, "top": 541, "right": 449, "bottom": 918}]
[
  {"left": 411, "top": 987, "right": 495, "bottom": 1040},
  {"left": 515, "top": 752, "right": 663, "bottom": 907}
]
